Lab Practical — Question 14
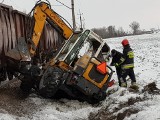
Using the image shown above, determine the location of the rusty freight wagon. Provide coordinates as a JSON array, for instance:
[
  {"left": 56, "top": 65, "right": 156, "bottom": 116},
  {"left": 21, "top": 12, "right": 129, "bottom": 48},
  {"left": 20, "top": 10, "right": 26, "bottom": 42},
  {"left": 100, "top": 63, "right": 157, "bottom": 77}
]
[{"left": 0, "top": 3, "right": 65, "bottom": 81}]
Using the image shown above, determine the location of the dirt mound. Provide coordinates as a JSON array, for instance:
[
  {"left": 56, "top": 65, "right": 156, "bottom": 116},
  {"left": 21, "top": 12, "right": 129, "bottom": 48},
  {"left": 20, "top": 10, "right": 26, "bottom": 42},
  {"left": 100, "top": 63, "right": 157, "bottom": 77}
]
[
  {"left": 0, "top": 79, "right": 39, "bottom": 118},
  {"left": 142, "top": 82, "right": 160, "bottom": 94},
  {"left": 89, "top": 82, "right": 160, "bottom": 120},
  {"left": 89, "top": 97, "right": 143, "bottom": 120},
  {"left": 89, "top": 107, "right": 139, "bottom": 120}
]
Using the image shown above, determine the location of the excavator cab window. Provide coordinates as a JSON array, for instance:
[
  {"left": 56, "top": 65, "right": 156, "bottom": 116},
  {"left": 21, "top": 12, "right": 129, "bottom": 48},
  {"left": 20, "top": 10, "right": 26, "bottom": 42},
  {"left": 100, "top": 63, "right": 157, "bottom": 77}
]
[
  {"left": 64, "top": 30, "right": 90, "bottom": 65},
  {"left": 78, "top": 40, "right": 94, "bottom": 58},
  {"left": 96, "top": 42, "right": 110, "bottom": 62},
  {"left": 69, "top": 32, "right": 102, "bottom": 67},
  {"left": 78, "top": 33, "right": 102, "bottom": 58},
  {"left": 57, "top": 33, "right": 81, "bottom": 60}
]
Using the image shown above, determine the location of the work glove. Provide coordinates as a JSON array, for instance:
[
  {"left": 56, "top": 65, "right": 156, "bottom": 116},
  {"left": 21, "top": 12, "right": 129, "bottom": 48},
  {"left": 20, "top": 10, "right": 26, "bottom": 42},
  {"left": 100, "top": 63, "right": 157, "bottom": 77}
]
[{"left": 115, "top": 63, "right": 119, "bottom": 67}]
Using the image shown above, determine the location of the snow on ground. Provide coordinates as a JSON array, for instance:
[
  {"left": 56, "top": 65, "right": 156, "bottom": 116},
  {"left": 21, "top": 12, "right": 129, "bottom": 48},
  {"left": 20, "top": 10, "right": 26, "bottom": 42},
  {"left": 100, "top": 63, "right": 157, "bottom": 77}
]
[
  {"left": 1, "top": 33, "right": 160, "bottom": 120},
  {"left": 107, "top": 33, "right": 160, "bottom": 88},
  {"left": 29, "top": 97, "right": 100, "bottom": 120},
  {"left": 103, "top": 33, "right": 160, "bottom": 120}
]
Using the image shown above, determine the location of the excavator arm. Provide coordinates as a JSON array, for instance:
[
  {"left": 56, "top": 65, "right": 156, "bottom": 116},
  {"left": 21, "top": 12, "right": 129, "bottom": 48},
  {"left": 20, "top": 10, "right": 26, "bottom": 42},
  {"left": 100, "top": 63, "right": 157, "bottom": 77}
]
[
  {"left": 4, "top": 1, "right": 73, "bottom": 80},
  {"left": 30, "top": 2, "right": 73, "bottom": 55}
]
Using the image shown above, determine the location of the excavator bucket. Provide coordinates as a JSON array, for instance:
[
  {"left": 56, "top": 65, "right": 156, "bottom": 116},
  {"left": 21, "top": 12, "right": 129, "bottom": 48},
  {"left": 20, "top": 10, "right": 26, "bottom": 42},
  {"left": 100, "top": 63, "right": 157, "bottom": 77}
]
[{"left": 5, "top": 37, "right": 31, "bottom": 61}]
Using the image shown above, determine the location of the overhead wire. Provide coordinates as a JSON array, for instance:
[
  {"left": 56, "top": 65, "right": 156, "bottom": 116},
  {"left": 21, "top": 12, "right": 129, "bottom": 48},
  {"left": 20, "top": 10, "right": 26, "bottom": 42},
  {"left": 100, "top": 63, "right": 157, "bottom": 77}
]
[{"left": 55, "top": 0, "right": 71, "bottom": 9}]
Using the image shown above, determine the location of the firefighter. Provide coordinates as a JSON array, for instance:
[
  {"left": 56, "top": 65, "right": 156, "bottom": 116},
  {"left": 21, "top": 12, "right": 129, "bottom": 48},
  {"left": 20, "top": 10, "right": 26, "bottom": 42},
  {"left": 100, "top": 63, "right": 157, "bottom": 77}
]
[
  {"left": 110, "top": 49, "right": 125, "bottom": 87},
  {"left": 120, "top": 39, "right": 137, "bottom": 87}
]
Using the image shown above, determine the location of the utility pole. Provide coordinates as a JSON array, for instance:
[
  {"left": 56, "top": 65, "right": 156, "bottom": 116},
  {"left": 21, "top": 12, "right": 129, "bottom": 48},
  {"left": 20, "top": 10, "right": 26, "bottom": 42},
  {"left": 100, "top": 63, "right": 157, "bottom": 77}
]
[
  {"left": 78, "top": 10, "right": 83, "bottom": 31},
  {"left": 56, "top": 0, "right": 76, "bottom": 32},
  {"left": 71, "top": 0, "right": 76, "bottom": 32}
]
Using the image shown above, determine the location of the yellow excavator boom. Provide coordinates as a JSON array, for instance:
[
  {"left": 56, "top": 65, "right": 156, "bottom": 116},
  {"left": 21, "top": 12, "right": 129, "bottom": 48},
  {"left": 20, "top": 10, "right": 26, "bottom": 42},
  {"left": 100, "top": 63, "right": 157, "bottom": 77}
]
[{"left": 30, "top": 2, "right": 73, "bottom": 55}]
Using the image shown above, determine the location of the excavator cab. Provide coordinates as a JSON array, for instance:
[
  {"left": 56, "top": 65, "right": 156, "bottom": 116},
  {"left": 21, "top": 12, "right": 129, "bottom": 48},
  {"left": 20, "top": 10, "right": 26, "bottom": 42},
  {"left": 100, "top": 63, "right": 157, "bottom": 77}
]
[{"left": 38, "top": 29, "right": 114, "bottom": 103}]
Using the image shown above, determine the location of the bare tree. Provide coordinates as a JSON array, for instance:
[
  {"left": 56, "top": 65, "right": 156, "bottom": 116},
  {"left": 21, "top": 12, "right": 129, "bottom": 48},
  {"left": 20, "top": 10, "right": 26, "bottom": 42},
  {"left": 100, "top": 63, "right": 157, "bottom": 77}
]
[
  {"left": 107, "top": 26, "right": 116, "bottom": 37},
  {"left": 129, "top": 21, "right": 140, "bottom": 35},
  {"left": 92, "top": 27, "right": 108, "bottom": 39},
  {"left": 116, "top": 27, "right": 126, "bottom": 37},
  {"left": 150, "top": 28, "right": 156, "bottom": 33},
  {"left": 92, "top": 26, "right": 128, "bottom": 38}
]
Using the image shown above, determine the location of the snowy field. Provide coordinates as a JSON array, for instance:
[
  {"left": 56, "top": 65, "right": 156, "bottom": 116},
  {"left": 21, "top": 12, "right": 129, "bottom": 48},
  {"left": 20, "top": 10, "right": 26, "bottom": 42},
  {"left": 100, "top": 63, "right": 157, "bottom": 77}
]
[
  {"left": 103, "top": 33, "right": 160, "bottom": 120},
  {"left": 1, "top": 33, "right": 160, "bottom": 120}
]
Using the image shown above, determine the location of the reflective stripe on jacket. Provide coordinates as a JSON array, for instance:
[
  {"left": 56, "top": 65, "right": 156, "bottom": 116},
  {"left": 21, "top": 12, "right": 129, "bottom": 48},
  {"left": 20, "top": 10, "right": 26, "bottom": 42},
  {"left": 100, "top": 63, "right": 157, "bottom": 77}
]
[
  {"left": 122, "top": 45, "right": 134, "bottom": 69},
  {"left": 122, "top": 63, "right": 134, "bottom": 69}
]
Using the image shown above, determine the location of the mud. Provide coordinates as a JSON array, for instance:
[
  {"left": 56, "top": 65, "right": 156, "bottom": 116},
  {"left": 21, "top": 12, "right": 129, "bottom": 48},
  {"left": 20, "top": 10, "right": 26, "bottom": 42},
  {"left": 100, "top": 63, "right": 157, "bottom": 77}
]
[
  {"left": 89, "top": 82, "right": 160, "bottom": 120},
  {"left": 89, "top": 97, "right": 142, "bottom": 120},
  {"left": 0, "top": 79, "right": 38, "bottom": 118},
  {"left": 142, "top": 82, "right": 160, "bottom": 94}
]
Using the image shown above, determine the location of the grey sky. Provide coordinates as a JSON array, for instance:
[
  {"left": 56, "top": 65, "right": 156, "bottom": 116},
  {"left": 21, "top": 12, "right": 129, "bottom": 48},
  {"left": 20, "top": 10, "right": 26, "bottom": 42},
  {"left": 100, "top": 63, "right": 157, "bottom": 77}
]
[{"left": 3, "top": 0, "right": 160, "bottom": 31}]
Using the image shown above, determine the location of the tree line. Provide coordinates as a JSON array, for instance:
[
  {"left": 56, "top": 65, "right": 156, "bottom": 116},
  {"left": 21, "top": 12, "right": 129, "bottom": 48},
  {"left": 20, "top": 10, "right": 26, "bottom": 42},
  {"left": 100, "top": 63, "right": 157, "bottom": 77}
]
[{"left": 91, "top": 21, "right": 153, "bottom": 39}]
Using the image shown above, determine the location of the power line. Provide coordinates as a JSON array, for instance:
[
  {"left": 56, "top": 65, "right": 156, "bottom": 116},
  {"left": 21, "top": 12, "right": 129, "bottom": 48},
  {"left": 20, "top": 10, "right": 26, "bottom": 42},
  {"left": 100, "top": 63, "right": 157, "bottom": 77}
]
[{"left": 55, "top": 0, "right": 71, "bottom": 9}]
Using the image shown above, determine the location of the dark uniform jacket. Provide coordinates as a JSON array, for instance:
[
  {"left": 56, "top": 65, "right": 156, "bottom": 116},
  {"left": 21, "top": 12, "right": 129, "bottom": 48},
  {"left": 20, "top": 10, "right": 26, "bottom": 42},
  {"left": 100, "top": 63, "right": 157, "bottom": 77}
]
[
  {"left": 110, "top": 51, "right": 125, "bottom": 67},
  {"left": 122, "top": 45, "right": 134, "bottom": 69}
]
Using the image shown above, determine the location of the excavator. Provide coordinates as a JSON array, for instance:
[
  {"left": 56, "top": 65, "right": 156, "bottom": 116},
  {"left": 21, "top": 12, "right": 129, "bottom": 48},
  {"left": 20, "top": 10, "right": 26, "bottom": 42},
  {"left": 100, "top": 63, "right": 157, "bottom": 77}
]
[{"left": 5, "top": 1, "right": 114, "bottom": 104}]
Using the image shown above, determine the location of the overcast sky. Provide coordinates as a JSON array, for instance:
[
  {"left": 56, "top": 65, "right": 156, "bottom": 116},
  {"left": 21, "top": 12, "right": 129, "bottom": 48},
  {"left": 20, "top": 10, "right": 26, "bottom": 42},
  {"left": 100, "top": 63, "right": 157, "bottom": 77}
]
[{"left": 2, "top": 0, "right": 160, "bottom": 31}]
